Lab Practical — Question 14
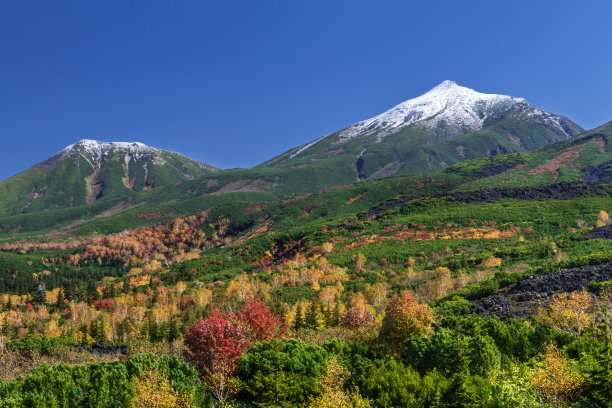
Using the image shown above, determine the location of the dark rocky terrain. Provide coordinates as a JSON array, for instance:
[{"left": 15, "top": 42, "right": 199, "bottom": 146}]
[
  {"left": 582, "top": 160, "right": 612, "bottom": 184},
  {"left": 365, "top": 182, "right": 607, "bottom": 219},
  {"left": 586, "top": 224, "right": 612, "bottom": 240},
  {"left": 474, "top": 262, "right": 612, "bottom": 319},
  {"left": 74, "top": 342, "right": 128, "bottom": 356}
]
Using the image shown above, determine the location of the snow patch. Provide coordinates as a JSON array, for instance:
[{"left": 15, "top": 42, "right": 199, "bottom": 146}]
[
  {"left": 289, "top": 136, "right": 327, "bottom": 159},
  {"left": 60, "top": 139, "right": 168, "bottom": 165}
]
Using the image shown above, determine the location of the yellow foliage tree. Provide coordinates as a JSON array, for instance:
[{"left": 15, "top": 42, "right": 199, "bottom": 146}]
[
  {"left": 364, "top": 282, "right": 390, "bottom": 312},
  {"left": 307, "top": 357, "right": 370, "bottom": 408},
  {"left": 193, "top": 288, "right": 212, "bottom": 308},
  {"left": 321, "top": 242, "right": 334, "bottom": 254},
  {"left": 353, "top": 253, "right": 366, "bottom": 270},
  {"left": 598, "top": 210, "right": 609, "bottom": 226},
  {"left": 131, "top": 370, "right": 195, "bottom": 408},
  {"left": 318, "top": 286, "right": 339, "bottom": 306},
  {"left": 531, "top": 343, "right": 583, "bottom": 407},
  {"left": 539, "top": 290, "right": 593, "bottom": 336},
  {"left": 480, "top": 256, "right": 502, "bottom": 268},
  {"left": 226, "top": 273, "right": 255, "bottom": 302}
]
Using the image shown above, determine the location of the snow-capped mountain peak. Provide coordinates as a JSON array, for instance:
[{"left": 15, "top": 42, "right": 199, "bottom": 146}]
[
  {"left": 335, "top": 81, "right": 525, "bottom": 144},
  {"left": 57, "top": 139, "right": 219, "bottom": 173},
  {"left": 62, "top": 139, "right": 157, "bottom": 156}
]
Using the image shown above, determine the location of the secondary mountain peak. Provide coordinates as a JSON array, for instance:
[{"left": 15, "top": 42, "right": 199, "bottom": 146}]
[
  {"left": 0, "top": 139, "right": 218, "bottom": 214},
  {"left": 62, "top": 139, "right": 156, "bottom": 155}
]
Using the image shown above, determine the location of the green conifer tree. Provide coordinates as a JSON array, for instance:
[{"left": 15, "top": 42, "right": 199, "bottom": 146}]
[
  {"left": 305, "top": 302, "right": 319, "bottom": 329},
  {"left": 292, "top": 303, "right": 304, "bottom": 330},
  {"left": 167, "top": 317, "right": 181, "bottom": 343}
]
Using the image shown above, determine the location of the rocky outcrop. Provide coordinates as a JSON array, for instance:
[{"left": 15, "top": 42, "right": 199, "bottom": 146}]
[
  {"left": 582, "top": 160, "right": 612, "bottom": 184},
  {"left": 474, "top": 262, "right": 612, "bottom": 319},
  {"left": 587, "top": 224, "right": 612, "bottom": 240}
]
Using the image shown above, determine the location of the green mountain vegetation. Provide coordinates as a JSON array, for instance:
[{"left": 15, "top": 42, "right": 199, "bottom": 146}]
[
  {"left": 0, "top": 140, "right": 218, "bottom": 216},
  {"left": 0, "top": 108, "right": 611, "bottom": 405},
  {"left": 260, "top": 81, "right": 583, "bottom": 183},
  {"left": 0, "top": 82, "right": 584, "bottom": 226},
  {"left": 1, "top": 122, "right": 610, "bottom": 241},
  {"left": 261, "top": 107, "right": 583, "bottom": 181}
]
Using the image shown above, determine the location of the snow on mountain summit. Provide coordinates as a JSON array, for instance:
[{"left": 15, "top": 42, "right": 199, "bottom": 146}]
[
  {"left": 57, "top": 139, "right": 218, "bottom": 172},
  {"left": 62, "top": 139, "right": 157, "bottom": 155},
  {"left": 335, "top": 80, "right": 526, "bottom": 143}
]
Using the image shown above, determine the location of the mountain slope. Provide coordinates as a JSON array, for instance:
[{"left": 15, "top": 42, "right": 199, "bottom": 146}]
[
  {"left": 261, "top": 81, "right": 583, "bottom": 181},
  {"left": 1, "top": 121, "right": 610, "bottom": 239},
  {"left": 0, "top": 140, "right": 218, "bottom": 215}
]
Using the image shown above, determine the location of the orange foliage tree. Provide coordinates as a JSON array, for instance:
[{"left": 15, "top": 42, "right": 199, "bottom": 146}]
[{"left": 378, "top": 291, "right": 435, "bottom": 354}]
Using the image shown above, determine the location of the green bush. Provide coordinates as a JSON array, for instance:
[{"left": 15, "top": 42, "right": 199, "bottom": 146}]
[{"left": 235, "top": 339, "right": 328, "bottom": 407}]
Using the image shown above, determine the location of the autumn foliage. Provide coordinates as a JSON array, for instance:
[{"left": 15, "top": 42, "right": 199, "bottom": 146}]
[
  {"left": 538, "top": 290, "right": 593, "bottom": 336},
  {"left": 531, "top": 342, "right": 583, "bottom": 406},
  {"left": 131, "top": 370, "right": 195, "bottom": 408},
  {"left": 341, "top": 306, "right": 373, "bottom": 329},
  {"left": 185, "top": 298, "right": 286, "bottom": 373},
  {"left": 234, "top": 298, "right": 286, "bottom": 342},
  {"left": 184, "top": 299, "right": 285, "bottom": 404},
  {"left": 378, "top": 291, "right": 435, "bottom": 353},
  {"left": 184, "top": 309, "right": 250, "bottom": 377}
]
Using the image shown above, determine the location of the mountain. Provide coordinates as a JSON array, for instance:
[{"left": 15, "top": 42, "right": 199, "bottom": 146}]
[
  {"left": 1, "top": 121, "right": 610, "bottom": 239},
  {"left": 0, "top": 140, "right": 218, "bottom": 215},
  {"left": 261, "top": 80, "right": 584, "bottom": 181}
]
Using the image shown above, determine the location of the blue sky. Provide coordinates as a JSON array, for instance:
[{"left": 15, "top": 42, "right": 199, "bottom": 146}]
[{"left": 1, "top": 0, "right": 611, "bottom": 180}]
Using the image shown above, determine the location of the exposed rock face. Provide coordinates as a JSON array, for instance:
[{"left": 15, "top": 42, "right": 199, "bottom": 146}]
[
  {"left": 474, "top": 263, "right": 612, "bottom": 319},
  {"left": 364, "top": 182, "right": 606, "bottom": 219},
  {"left": 587, "top": 224, "right": 612, "bottom": 240},
  {"left": 582, "top": 160, "right": 612, "bottom": 184}
]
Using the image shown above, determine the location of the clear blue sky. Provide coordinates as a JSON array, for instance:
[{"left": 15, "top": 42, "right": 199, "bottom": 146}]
[{"left": 1, "top": 0, "right": 611, "bottom": 180}]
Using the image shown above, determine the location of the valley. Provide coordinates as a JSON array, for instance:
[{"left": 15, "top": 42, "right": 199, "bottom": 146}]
[{"left": 0, "top": 85, "right": 611, "bottom": 408}]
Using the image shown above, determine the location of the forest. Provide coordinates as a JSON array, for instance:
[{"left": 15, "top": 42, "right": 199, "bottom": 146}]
[{"left": 0, "top": 178, "right": 611, "bottom": 407}]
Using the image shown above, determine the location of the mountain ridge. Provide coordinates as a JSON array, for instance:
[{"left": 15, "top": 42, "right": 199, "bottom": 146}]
[
  {"left": 265, "top": 80, "right": 582, "bottom": 169},
  {"left": 0, "top": 81, "right": 587, "bottom": 218}
]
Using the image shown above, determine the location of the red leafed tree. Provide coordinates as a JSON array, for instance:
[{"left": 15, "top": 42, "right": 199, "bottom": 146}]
[
  {"left": 184, "top": 309, "right": 250, "bottom": 404},
  {"left": 234, "top": 298, "right": 286, "bottom": 342},
  {"left": 378, "top": 291, "right": 435, "bottom": 354},
  {"left": 341, "top": 306, "right": 373, "bottom": 329},
  {"left": 185, "top": 300, "right": 285, "bottom": 404},
  {"left": 184, "top": 309, "right": 250, "bottom": 375}
]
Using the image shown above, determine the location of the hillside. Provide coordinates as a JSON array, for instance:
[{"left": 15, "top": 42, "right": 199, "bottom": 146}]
[
  {"left": 0, "top": 82, "right": 584, "bottom": 221},
  {"left": 1, "top": 123, "right": 612, "bottom": 407},
  {"left": 1, "top": 122, "right": 609, "bottom": 240},
  {"left": 2, "top": 123, "right": 612, "bottom": 407},
  {"left": 0, "top": 140, "right": 218, "bottom": 215},
  {"left": 261, "top": 81, "right": 583, "bottom": 181}
]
